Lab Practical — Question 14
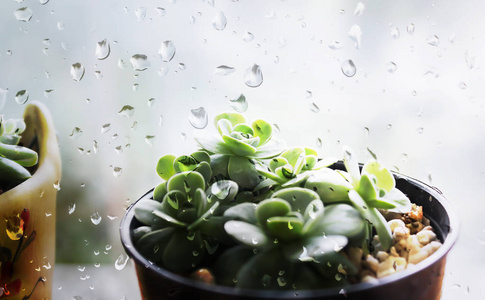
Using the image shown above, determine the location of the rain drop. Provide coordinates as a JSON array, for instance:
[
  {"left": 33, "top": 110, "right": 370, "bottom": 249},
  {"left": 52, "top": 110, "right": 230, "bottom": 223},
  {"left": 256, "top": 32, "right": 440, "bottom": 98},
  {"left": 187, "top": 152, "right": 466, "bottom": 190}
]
[
  {"left": 90, "top": 211, "right": 102, "bottom": 225},
  {"left": 243, "top": 32, "right": 254, "bottom": 42},
  {"left": 407, "top": 23, "right": 415, "bottom": 35},
  {"left": 68, "top": 204, "right": 76, "bottom": 215},
  {"left": 417, "top": 127, "right": 424, "bottom": 134},
  {"left": 0, "top": 88, "right": 6, "bottom": 110},
  {"left": 118, "top": 105, "right": 135, "bottom": 118},
  {"left": 118, "top": 59, "right": 127, "bottom": 69},
  {"left": 424, "top": 66, "right": 439, "bottom": 78},
  {"left": 328, "top": 41, "right": 343, "bottom": 50},
  {"left": 113, "top": 166, "right": 122, "bottom": 177},
  {"left": 57, "top": 21, "right": 64, "bottom": 31},
  {"left": 212, "top": 11, "right": 227, "bottom": 30},
  {"left": 348, "top": 24, "right": 362, "bottom": 49},
  {"left": 341, "top": 59, "right": 356, "bottom": 77},
  {"left": 229, "top": 94, "right": 248, "bottom": 112},
  {"left": 305, "top": 90, "right": 312, "bottom": 98},
  {"left": 53, "top": 180, "right": 61, "bottom": 190},
  {"left": 148, "top": 98, "right": 155, "bottom": 106},
  {"left": 40, "top": 0, "right": 49, "bottom": 4},
  {"left": 69, "top": 127, "right": 83, "bottom": 139},
  {"left": 101, "top": 123, "right": 111, "bottom": 134},
  {"left": 135, "top": 7, "right": 147, "bottom": 21},
  {"left": 353, "top": 2, "right": 365, "bottom": 16},
  {"left": 189, "top": 107, "right": 208, "bottom": 129},
  {"left": 458, "top": 82, "right": 467, "bottom": 89},
  {"left": 159, "top": 41, "right": 176, "bottom": 62},
  {"left": 115, "top": 254, "right": 129, "bottom": 270},
  {"left": 386, "top": 62, "right": 397, "bottom": 73},
  {"left": 244, "top": 64, "right": 263, "bottom": 87},
  {"left": 155, "top": 7, "right": 166, "bottom": 16},
  {"left": 70, "top": 63, "right": 85, "bottom": 81},
  {"left": 309, "top": 103, "right": 320, "bottom": 113},
  {"left": 130, "top": 54, "right": 150, "bottom": 71},
  {"left": 15, "top": 90, "right": 29, "bottom": 105},
  {"left": 465, "top": 51, "right": 476, "bottom": 70},
  {"left": 95, "top": 39, "right": 110, "bottom": 60},
  {"left": 158, "top": 64, "right": 170, "bottom": 77},
  {"left": 390, "top": 26, "right": 400, "bottom": 39},
  {"left": 427, "top": 35, "right": 440, "bottom": 47},
  {"left": 178, "top": 63, "right": 186, "bottom": 70},
  {"left": 145, "top": 135, "right": 155, "bottom": 146},
  {"left": 14, "top": 7, "right": 33, "bottom": 22},
  {"left": 316, "top": 138, "right": 322, "bottom": 148},
  {"left": 214, "top": 65, "right": 235, "bottom": 76}
]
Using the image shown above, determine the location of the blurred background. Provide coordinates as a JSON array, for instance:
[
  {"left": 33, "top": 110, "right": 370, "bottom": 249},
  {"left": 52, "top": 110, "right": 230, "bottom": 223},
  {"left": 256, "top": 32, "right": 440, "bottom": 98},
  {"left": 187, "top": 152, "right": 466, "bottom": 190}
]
[{"left": 0, "top": 0, "right": 483, "bottom": 298}]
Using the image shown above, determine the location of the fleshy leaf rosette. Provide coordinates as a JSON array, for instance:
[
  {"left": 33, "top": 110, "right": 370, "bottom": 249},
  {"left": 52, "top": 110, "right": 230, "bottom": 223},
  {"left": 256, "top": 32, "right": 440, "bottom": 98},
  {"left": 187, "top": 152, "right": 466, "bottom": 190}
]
[
  {"left": 343, "top": 147, "right": 412, "bottom": 250},
  {"left": 0, "top": 116, "right": 38, "bottom": 186},
  {"left": 194, "top": 113, "right": 286, "bottom": 190},
  {"left": 217, "top": 187, "right": 365, "bottom": 289},
  {"left": 133, "top": 170, "right": 237, "bottom": 272}
]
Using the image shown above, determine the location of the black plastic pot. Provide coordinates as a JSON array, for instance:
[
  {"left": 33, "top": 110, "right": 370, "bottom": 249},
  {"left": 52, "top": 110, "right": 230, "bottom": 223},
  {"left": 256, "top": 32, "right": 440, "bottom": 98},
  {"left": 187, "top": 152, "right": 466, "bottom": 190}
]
[{"left": 120, "top": 163, "right": 459, "bottom": 300}]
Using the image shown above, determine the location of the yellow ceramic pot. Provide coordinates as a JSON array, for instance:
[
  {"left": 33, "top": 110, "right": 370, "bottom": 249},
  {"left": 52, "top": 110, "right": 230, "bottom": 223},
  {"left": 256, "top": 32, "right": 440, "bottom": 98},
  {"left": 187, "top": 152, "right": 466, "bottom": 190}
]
[{"left": 0, "top": 101, "right": 61, "bottom": 299}]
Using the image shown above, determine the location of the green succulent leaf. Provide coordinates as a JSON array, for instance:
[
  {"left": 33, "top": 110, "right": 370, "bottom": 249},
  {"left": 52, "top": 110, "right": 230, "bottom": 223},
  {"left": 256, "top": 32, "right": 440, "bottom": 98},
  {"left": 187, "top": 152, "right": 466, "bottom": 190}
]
[
  {"left": 271, "top": 187, "right": 320, "bottom": 213},
  {"left": 223, "top": 202, "right": 258, "bottom": 223},
  {"left": 304, "top": 169, "right": 353, "bottom": 204},
  {"left": 343, "top": 146, "right": 360, "bottom": 186},
  {"left": 252, "top": 138, "right": 286, "bottom": 158},
  {"left": 191, "top": 151, "right": 211, "bottom": 164},
  {"left": 320, "top": 204, "right": 366, "bottom": 242},
  {"left": 228, "top": 156, "right": 263, "bottom": 189},
  {"left": 153, "top": 209, "right": 188, "bottom": 228},
  {"left": 380, "top": 188, "right": 412, "bottom": 213},
  {"left": 217, "top": 118, "right": 233, "bottom": 136},
  {"left": 252, "top": 119, "right": 273, "bottom": 146},
  {"left": 301, "top": 200, "right": 325, "bottom": 235},
  {"left": 266, "top": 216, "right": 304, "bottom": 242},
  {"left": 0, "top": 143, "right": 38, "bottom": 167},
  {"left": 156, "top": 155, "right": 176, "bottom": 180},
  {"left": 233, "top": 123, "right": 254, "bottom": 136},
  {"left": 153, "top": 182, "right": 168, "bottom": 202},
  {"left": 256, "top": 199, "right": 292, "bottom": 228},
  {"left": 357, "top": 174, "right": 378, "bottom": 201},
  {"left": 215, "top": 112, "right": 246, "bottom": 128},
  {"left": 209, "top": 180, "right": 238, "bottom": 203},
  {"left": 166, "top": 171, "right": 206, "bottom": 198},
  {"left": 135, "top": 227, "right": 175, "bottom": 263},
  {"left": 0, "top": 156, "right": 32, "bottom": 183},
  {"left": 362, "top": 160, "right": 395, "bottom": 192},
  {"left": 224, "top": 220, "right": 269, "bottom": 249},
  {"left": 134, "top": 199, "right": 165, "bottom": 226},
  {"left": 222, "top": 134, "right": 257, "bottom": 156},
  {"left": 162, "top": 230, "right": 205, "bottom": 272}
]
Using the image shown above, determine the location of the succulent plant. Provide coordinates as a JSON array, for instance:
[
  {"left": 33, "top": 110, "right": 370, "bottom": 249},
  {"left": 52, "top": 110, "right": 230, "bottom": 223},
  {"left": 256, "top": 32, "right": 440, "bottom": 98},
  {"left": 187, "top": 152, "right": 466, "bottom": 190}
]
[
  {"left": 131, "top": 112, "right": 418, "bottom": 290},
  {"left": 215, "top": 187, "right": 365, "bottom": 289},
  {"left": 194, "top": 112, "right": 286, "bottom": 190},
  {"left": 0, "top": 115, "right": 38, "bottom": 190}
]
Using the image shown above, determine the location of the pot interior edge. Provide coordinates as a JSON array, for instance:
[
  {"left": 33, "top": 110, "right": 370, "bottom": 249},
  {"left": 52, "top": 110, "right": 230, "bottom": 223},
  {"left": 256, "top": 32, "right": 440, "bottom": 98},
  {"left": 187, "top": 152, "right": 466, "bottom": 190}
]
[{"left": 119, "top": 166, "right": 460, "bottom": 298}]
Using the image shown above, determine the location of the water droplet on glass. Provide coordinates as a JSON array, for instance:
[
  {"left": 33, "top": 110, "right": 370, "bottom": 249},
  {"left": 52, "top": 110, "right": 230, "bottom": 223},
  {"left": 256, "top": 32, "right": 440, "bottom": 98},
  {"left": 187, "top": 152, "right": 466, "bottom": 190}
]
[
  {"left": 95, "top": 39, "right": 110, "bottom": 60},
  {"left": 178, "top": 63, "right": 186, "bottom": 70},
  {"left": 15, "top": 90, "right": 29, "bottom": 105},
  {"left": 159, "top": 40, "right": 176, "bottom": 62},
  {"left": 14, "top": 7, "right": 33, "bottom": 22},
  {"left": 316, "top": 138, "right": 322, "bottom": 148},
  {"left": 118, "top": 59, "right": 127, "bottom": 69},
  {"left": 386, "top": 124, "right": 392, "bottom": 130},
  {"left": 277, "top": 276, "right": 287, "bottom": 287},
  {"left": 390, "top": 26, "right": 400, "bottom": 39},
  {"left": 214, "top": 65, "right": 235, "bottom": 76},
  {"left": 424, "top": 66, "right": 439, "bottom": 78},
  {"left": 189, "top": 107, "right": 208, "bottom": 129},
  {"left": 44, "top": 89, "right": 54, "bottom": 98},
  {"left": 145, "top": 135, "right": 155, "bottom": 146},
  {"left": 71, "top": 63, "right": 85, "bottom": 81},
  {"left": 341, "top": 59, "right": 356, "bottom": 77},
  {"left": 309, "top": 103, "right": 320, "bottom": 113},
  {"left": 244, "top": 64, "right": 263, "bottom": 87},
  {"left": 328, "top": 41, "right": 343, "bottom": 50},
  {"left": 115, "top": 254, "right": 129, "bottom": 270},
  {"left": 77, "top": 266, "right": 86, "bottom": 272},
  {"left": 417, "top": 127, "right": 424, "bottom": 134},
  {"left": 57, "top": 21, "right": 64, "bottom": 31},
  {"left": 407, "top": 23, "right": 415, "bottom": 35},
  {"left": 69, "top": 127, "right": 83, "bottom": 139},
  {"left": 107, "top": 214, "right": 118, "bottom": 221},
  {"left": 354, "top": 2, "right": 365, "bottom": 16},
  {"left": 348, "top": 24, "right": 362, "bottom": 49},
  {"left": 458, "top": 82, "right": 467, "bottom": 89},
  {"left": 101, "top": 123, "right": 111, "bottom": 134},
  {"left": 243, "top": 32, "right": 254, "bottom": 42},
  {"left": 229, "top": 94, "right": 248, "bottom": 112},
  {"left": 130, "top": 54, "right": 150, "bottom": 71},
  {"left": 427, "top": 35, "right": 440, "bottom": 47},
  {"left": 158, "top": 64, "right": 170, "bottom": 77},
  {"left": 135, "top": 7, "right": 147, "bottom": 21},
  {"left": 68, "top": 203, "right": 76, "bottom": 215},
  {"left": 0, "top": 88, "right": 7, "bottom": 110},
  {"left": 90, "top": 211, "right": 102, "bottom": 225},
  {"left": 212, "top": 11, "right": 227, "bottom": 30},
  {"left": 305, "top": 90, "right": 313, "bottom": 99},
  {"left": 274, "top": 56, "right": 280, "bottom": 64},
  {"left": 113, "top": 167, "right": 122, "bottom": 177},
  {"left": 465, "top": 50, "right": 476, "bottom": 70},
  {"left": 118, "top": 105, "right": 135, "bottom": 118},
  {"left": 156, "top": 7, "right": 166, "bottom": 16},
  {"left": 40, "top": 0, "right": 49, "bottom": 4},
  {"left": 386, "top": 62, "right": 397, "bottom": 73}
]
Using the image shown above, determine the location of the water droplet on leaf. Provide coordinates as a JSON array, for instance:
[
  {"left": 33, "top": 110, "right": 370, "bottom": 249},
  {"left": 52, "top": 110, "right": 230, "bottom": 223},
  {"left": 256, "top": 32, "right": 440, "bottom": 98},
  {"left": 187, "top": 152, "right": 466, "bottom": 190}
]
[
  {"left": 189, "top": 107, "right": 208, "bottom": 129},
  {"left": 244, "top": 64, "right": 263, "bottom": 87}
]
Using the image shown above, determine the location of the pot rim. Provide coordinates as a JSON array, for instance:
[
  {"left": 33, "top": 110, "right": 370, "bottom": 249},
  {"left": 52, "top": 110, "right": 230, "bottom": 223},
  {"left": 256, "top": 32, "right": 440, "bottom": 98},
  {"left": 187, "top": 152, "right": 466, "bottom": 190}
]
[{"left": 119, "top": 170, "right": 459, "bottom": 298}]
